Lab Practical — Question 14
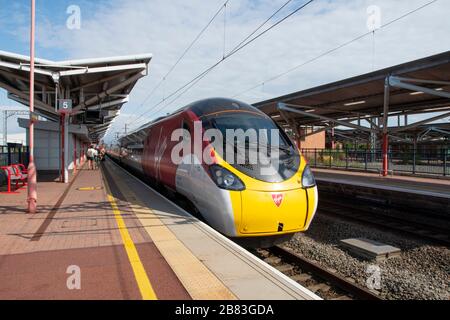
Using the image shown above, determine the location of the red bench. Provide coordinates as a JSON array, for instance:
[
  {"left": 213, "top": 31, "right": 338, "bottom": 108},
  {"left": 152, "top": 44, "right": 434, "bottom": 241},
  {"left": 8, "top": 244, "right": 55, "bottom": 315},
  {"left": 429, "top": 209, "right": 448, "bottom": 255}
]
[
  {"left": 14, "top": 164, "right": 28, "bottom": 176},
  {"left": 1, "top": 164, "right": 28, "bottom": 194}
]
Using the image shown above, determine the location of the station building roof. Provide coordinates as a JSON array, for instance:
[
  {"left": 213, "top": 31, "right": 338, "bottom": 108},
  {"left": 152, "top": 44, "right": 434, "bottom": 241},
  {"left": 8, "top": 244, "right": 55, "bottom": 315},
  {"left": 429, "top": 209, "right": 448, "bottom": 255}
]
[
  {"left": 255, "top": 51, "right": 450, "bottom": 134},
  {"left": 0, "top": 50, "right": 152, "bottom": 142}
]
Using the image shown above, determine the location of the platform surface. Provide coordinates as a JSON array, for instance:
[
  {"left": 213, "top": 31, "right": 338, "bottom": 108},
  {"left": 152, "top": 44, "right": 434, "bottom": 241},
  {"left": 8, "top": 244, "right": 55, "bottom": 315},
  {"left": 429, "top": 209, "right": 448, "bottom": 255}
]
[
  {"left": 313, "top": 169, "right": 450, "bottom": 198},
  {"left": 0, "top": 160, "right": 318, "bottom": 300}
]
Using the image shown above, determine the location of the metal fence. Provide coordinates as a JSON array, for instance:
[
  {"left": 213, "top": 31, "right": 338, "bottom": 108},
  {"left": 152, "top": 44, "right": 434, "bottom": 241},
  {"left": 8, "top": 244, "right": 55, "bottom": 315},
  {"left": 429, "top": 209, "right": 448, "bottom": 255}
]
[
  {"left": 0, "top": 145, "right": 30, "bottom": 167},
  {"left": 301, "top": 148, "right": 450, "bottom": 177}
]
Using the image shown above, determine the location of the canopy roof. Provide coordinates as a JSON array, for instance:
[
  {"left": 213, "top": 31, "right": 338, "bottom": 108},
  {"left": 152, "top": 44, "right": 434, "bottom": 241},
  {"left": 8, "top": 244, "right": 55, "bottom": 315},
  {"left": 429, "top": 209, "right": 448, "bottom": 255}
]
[
  {"left": 255, "top": 51, "right": 450, "bottom": 132},
  {"left": 332, "top": 123, "right": 450, "bottom": 145},
  {"left": 0, "top": 50, "right": 152, "bottom": 142}
]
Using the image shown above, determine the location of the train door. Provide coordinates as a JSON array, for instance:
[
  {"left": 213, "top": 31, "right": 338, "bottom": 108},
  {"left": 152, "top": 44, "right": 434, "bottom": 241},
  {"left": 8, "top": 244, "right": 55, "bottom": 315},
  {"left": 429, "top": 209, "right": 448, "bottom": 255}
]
[
  {"left": 143, "top": 126, "right": 157, "bottom": 179},
  {"left": 185, "top": 119, "right": 215, "bottom": 215},
  {"left": 142, "top": 128, "right": 151, "bottom": 175}
]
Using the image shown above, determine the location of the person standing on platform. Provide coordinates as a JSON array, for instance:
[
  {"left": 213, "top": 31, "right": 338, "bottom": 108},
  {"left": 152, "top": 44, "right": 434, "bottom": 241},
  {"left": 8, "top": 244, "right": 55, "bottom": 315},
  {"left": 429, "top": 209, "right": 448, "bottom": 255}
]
[
  {"left": 94, "top": 146, "right": 101, "bottom": 167},
  {"left": 99, "top": 146, "right": 106, "bottom": 162},
  {"left": 86, "top": 145, "right": 98, "bottom": 170}
]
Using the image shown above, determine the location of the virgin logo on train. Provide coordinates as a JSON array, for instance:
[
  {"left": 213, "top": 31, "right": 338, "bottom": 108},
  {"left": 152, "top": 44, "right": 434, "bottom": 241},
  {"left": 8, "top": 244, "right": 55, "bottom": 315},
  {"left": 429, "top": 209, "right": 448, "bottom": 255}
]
[{"left": 272, "top": 193, "right": 284, "bottom": 207}]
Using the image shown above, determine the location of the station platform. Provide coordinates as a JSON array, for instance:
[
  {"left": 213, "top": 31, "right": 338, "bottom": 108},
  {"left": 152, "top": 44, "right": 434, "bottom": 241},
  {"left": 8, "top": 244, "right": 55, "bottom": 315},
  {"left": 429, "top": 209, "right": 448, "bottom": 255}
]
[
  {"left": 313, "top": 169, "right": 450, "bottom": 198},
  {"left": 313, "top": 168, "right": 449, "bottom": 215},
  {"left": 0, "top": 159, "right": 319, "bottom": 300}
]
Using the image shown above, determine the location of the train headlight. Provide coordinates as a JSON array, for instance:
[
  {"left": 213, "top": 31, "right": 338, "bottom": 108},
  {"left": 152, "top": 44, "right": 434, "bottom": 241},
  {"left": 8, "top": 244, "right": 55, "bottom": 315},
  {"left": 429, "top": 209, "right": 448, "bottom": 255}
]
[
  {"left": 302, "top": 165, "right": 316, "bottom": 188},
  {"left": 210, "top": 165, "right": 246, "bottom": 191}
]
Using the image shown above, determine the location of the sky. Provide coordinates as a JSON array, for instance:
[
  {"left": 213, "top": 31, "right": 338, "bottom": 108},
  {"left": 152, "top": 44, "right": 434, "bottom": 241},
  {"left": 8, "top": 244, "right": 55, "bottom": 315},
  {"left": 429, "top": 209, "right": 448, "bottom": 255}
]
[{"left": 0, "top": 0, "right": 449, "bottom": 144}]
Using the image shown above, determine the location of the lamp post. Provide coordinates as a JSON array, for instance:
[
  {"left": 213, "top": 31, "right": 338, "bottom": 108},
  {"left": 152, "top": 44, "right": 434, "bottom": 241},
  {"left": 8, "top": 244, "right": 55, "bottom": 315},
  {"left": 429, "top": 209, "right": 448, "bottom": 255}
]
[{"left": 27, "top": 0, "right": 37, "bottom": 214}]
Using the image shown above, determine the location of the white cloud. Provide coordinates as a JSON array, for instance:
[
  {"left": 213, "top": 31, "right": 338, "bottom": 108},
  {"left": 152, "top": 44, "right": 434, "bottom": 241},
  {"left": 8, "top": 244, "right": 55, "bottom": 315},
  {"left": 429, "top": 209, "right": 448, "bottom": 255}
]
[
  {"left": 2, "top": 132, "right": 27, "bottom": 145},
  {"left": 7, "top": 0, "right": 450, "bottom": 142}
]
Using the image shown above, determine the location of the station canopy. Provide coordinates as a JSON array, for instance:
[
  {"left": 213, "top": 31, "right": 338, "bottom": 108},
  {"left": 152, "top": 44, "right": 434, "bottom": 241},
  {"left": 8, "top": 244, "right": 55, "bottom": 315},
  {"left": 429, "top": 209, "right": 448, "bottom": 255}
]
[
  {"left": 0, "top": 50, "right": 152, "bottom": 142},
  {"left": 332, "top": 123, "right": 450, "bottom": 145},
  {"left": 255, "top": 51, "right": 450, "bottom": 142}
]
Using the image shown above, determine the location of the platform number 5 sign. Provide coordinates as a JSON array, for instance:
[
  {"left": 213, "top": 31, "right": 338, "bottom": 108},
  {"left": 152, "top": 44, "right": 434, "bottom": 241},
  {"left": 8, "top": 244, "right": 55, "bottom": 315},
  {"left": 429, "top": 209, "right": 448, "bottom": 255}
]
[{"left": 58, "top": 99, "right": 73, "bottom": 114}]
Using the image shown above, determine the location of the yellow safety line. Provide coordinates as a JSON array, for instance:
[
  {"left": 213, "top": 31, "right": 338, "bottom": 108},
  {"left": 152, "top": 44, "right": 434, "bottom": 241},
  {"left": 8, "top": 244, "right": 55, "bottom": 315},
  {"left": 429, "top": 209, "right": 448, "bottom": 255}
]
[
  {"left": 107, "top": 162, "right": 236, "bottom": 300},
  {"left": 104, "top": 179, "right": 157, "bottom": 300},
  {"left": 77, "top": 187, "right": 103, "bottom": 191}
]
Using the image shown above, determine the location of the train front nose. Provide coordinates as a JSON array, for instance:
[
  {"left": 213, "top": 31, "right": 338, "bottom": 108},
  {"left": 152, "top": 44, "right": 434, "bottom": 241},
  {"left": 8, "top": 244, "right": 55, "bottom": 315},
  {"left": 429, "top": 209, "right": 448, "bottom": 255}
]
[{"left": 238, "top": 186, "right": 318, "bottom": 236}]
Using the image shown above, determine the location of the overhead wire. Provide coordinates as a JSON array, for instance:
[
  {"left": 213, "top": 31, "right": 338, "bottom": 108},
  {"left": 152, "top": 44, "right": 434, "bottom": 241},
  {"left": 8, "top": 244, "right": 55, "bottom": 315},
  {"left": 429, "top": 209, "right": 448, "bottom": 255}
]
[
  {"left": 130, "top": 0, "right": 315, "bottom": 130},
  {"left": 124, "top": 0, "right": 230, "bottom": 128},
  {"left": 233, "top": 0, "right": 440, "bottom": 99}
]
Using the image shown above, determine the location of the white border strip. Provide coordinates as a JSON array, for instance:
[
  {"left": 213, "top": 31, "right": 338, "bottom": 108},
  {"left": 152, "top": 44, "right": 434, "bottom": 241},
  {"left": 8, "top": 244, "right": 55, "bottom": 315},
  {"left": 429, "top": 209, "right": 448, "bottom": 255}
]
[{"left": 316, "top": 177, "right": 450, "bottom": 199}]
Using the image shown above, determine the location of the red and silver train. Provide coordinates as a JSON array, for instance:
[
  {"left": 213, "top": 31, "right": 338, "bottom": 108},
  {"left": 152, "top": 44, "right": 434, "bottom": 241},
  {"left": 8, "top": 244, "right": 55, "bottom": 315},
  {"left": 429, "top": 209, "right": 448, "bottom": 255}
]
[{"left": 108, "top": 98, "right": 318, "bottom": 247}]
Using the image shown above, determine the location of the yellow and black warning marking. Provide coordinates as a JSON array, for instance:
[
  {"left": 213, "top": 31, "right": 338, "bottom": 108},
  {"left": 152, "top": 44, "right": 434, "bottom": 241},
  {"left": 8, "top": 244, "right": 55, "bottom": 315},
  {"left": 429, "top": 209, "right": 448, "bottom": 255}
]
[{"left": 77, "top": 187, "right": 104, "bottom": 191}]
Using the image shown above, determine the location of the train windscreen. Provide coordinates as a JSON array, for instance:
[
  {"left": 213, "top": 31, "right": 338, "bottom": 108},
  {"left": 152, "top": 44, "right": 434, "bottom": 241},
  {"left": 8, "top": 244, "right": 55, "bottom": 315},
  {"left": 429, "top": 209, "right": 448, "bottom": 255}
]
[{"left": 203, "top": 112, "right": 301, "bottom": 183}]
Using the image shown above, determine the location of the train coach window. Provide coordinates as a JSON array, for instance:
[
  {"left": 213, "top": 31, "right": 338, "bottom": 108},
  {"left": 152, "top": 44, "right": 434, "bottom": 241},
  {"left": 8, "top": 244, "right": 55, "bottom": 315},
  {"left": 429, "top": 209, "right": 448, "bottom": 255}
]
[{"left": 205, "top": 113, "right": 293, "bottom": 149}]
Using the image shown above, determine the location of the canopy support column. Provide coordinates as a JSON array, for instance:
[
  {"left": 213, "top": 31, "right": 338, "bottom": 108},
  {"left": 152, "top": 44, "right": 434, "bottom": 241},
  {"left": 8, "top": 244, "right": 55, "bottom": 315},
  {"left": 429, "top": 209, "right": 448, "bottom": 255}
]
[
  {"left": 59, "top": 114, "right": 69, "bottom": 183},
  {"left": 27, "top": 0, "right": 37, "bottom": 214},
  {"left": 64, "top": 115, "right": 69, "bottom": 183},
  {"left": 382, "top": 77, "right": 390, "bottom": 177},
  {"left": 73, "top": 135, "right": 77, "bottom": 174}
]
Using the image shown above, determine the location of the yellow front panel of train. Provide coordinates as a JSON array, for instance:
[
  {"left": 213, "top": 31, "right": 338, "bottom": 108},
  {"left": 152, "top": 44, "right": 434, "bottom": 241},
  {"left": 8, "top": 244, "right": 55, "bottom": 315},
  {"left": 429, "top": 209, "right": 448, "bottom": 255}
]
[
  {"left": 305, "top": 187, "right": 317, "bottom": 229},
  {"left": 239, "top": 188, "right": 308, "bottom": 235}
]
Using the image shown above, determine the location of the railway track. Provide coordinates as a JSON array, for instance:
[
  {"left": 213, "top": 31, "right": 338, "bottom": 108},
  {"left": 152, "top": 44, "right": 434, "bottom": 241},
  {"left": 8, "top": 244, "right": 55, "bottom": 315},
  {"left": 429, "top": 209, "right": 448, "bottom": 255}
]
[
  {"left": 109, "top": 156, "right": 444, "bottom": 299},
  {"left": 110, "top": 157, "right": 379, "bottom": 300},
  {"left": 252, "top": 246, "right": 382, "bottom": 300},
  {"left": 319, "top": 197, "right": 450, "bottom": 247}
]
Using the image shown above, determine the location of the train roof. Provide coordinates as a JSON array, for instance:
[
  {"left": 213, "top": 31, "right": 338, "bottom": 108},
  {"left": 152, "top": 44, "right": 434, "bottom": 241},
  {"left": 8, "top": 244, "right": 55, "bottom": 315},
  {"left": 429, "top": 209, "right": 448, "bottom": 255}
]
[
  {"left": 185, "top": 97, "right": 264, "bottom": 118},
  {"left": 119, "top": 97, "right": 266, "bottom": 147}
]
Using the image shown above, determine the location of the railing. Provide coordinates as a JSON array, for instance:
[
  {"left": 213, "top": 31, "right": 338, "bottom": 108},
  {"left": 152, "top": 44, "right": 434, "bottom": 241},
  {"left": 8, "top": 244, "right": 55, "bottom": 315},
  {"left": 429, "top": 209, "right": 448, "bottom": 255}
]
[
  {"left": 301, "top": 148, "right": 450, "bottom": 177},
  {"left": 0, "top": 145, "right": 30, "bottom": 167}
]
